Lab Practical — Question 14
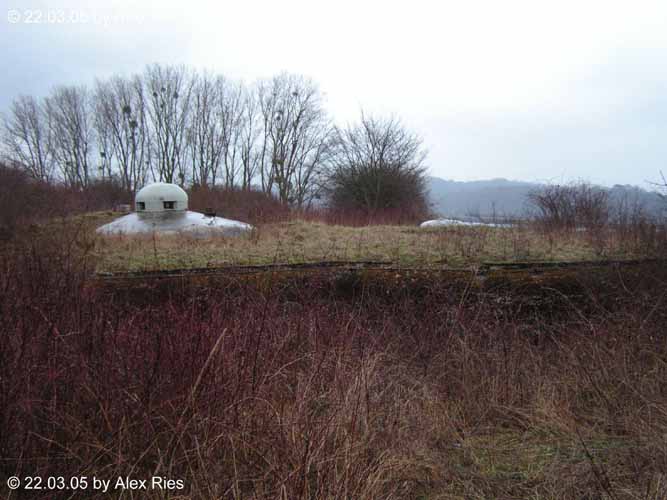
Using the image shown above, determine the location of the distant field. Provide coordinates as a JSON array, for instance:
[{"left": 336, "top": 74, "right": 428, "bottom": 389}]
[{"left": 80, "top": 212, "right": 645, "bottom": 273}]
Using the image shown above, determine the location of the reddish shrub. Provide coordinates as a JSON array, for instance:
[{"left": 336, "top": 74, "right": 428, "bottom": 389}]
[
  {"left": 0, "top": 164, "right": 54, "bottom": 237},
  {"left": 0, "top": 164, "right": 129, "bottom": 239},
  {"left": 188, "top": 186, "right": 289, "bottom": 224},
  {"left": 288, "top": 205, "right": 435, "bottom": 227}
]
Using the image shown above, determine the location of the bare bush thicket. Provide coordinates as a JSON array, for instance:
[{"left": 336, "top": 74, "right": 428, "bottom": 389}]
[
  {"left": 0, "top": 165, "right": 50, "bottom": 238},
  {"left": 327, "top": 113, "right": 430, "bottom": 222},
  {"left": 0, "top": 162, "right": 129, "bottom": 239},
  {"left": 528, "top": 182, "right": 609, "bottom": 232},
  {"left": 528, "top": 182, "right": 667, "bottom": 257}
]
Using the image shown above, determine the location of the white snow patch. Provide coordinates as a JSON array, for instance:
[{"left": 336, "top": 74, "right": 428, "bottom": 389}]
[{"left": 96, "top": 211, "right": 253, "bottom": 237}]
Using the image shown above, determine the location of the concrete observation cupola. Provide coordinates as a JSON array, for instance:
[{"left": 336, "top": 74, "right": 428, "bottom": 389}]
[
  {"left": 96, "top": 182, "right": 253, "bottom": 237},
  {"left": 135, "top": 182, "right": 188, "bottom": 213}
]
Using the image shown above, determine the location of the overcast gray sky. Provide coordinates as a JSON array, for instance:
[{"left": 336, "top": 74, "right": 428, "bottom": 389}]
[{"left": 2, "top": 0, "right": 667, "bottom": 188}]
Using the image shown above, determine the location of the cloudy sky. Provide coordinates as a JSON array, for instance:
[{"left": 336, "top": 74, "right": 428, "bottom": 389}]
[{"left": 2, "top": 0, "right": 667, "bottom": 188}]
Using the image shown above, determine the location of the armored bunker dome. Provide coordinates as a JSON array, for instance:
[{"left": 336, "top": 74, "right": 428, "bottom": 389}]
[
  {"left": 96, "top": 181, "right": 253, "bottom": 237},
  {"left": 135, "top": 182, "right": 188, "bottom": 212}
]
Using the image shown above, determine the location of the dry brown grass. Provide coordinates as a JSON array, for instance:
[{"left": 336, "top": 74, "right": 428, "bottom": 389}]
[
  {"left": 3, "top": 215, "right": 667, "bottom": 499},
  {"left": 2, "top": 238, "right": 667, "bottom": 499},
  {"left": 92, "top": 217, "right": 648, "bottom": 273}
]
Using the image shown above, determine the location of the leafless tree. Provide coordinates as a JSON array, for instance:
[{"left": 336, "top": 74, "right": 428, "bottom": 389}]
[
  {"left": 239, "top": 85, "right": 260, "bottom": 190},
  {"left": 256, "top": 74, "right": 333, "bottom": 207},
  {"left": 45, "top": 85, "right": 94, "bottom": 187},
  {"left": 327, "top": 112, "right": 429, "bottom": 217},
  {"left": 144, "top": 64, "right": 194, "bottom": 185},
  {"left": 256, "top": 80, "right": 277, "bottom": 194},
  {"left": 187, "top": 74, "right": 249, "bottom": 189},
  {"left": 94, "top": 75, "right": 152, "bottom": 196},
  {"left": 218, "top": 78, "right": 246, "bottom": 189},
  {"left": 187, "top": 72, "right": 223, "bottom": 187},
  {"left": 1, "top": 67, "right": 340, "bottom": 200},
  {"left": 93, "top": 101, "right": 115, "bottom": 182},
  {"left": 2, "top": 95, "right": 55, "bottom": 181}
]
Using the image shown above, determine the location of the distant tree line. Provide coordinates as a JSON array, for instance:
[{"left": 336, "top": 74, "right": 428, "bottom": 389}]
[{"left": 1, "top": 64, "right": 430, "bottom": 217}]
